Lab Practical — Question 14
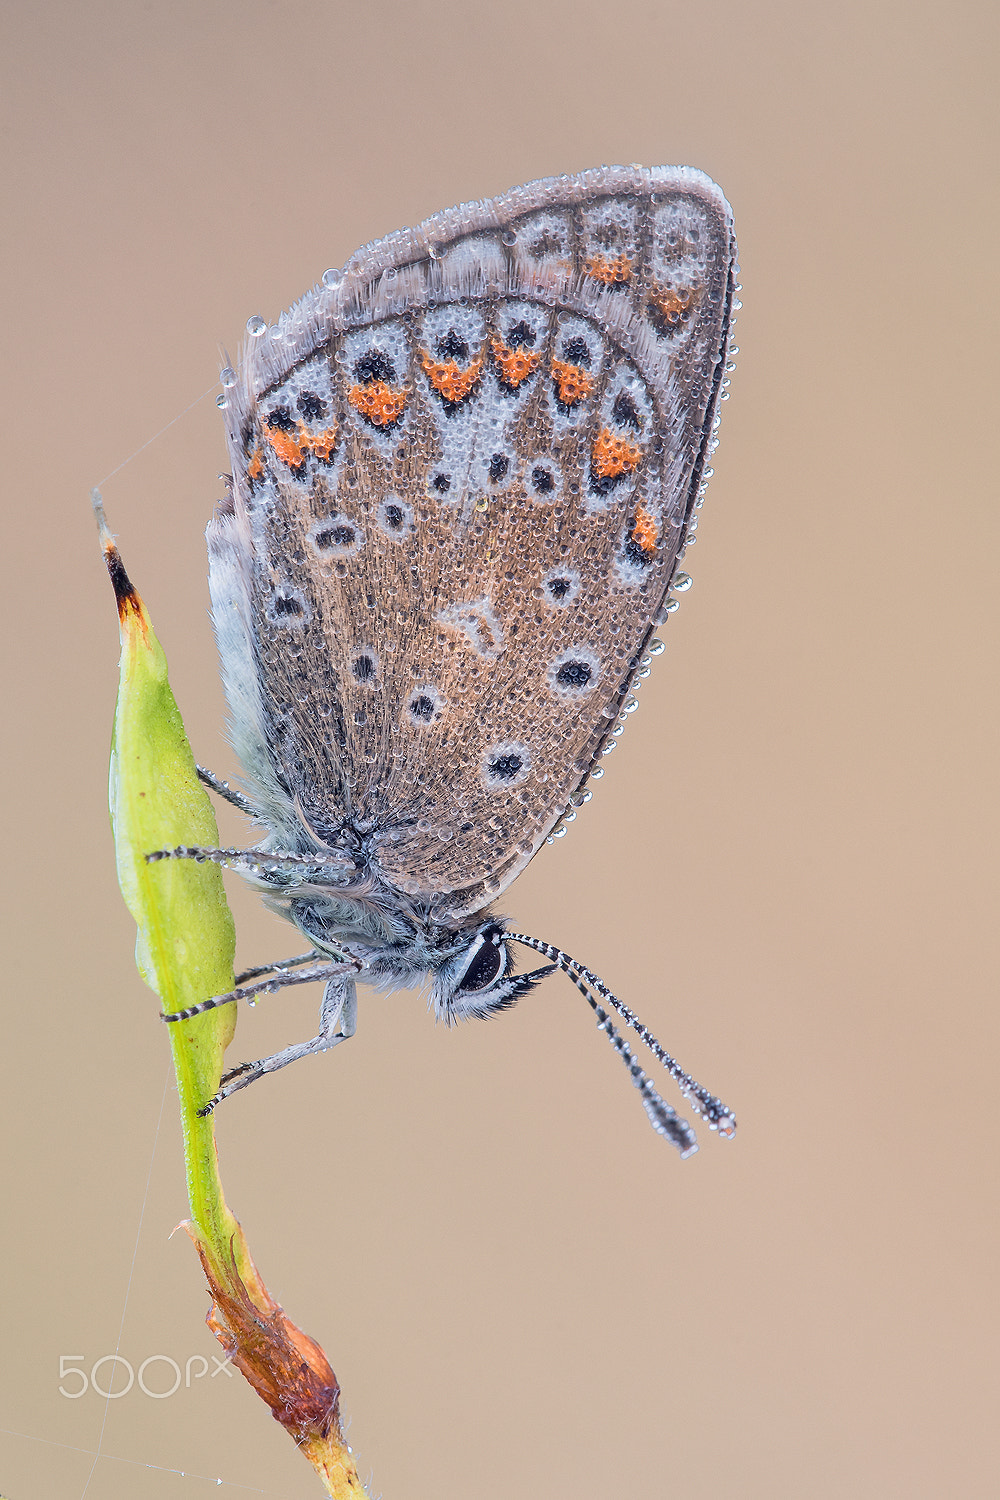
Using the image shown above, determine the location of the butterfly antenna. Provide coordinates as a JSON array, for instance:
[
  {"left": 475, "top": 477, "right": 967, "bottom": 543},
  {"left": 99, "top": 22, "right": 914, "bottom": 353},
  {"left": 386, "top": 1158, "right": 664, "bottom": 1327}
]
[{"left": 507, "top": 934, "right": 736, "bottom": 1156}]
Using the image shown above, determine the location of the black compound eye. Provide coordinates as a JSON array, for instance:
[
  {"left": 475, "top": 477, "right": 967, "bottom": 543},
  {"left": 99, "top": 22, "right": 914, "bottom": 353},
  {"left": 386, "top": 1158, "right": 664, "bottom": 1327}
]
[{"left": 457, "top": 932, "right": 505, "bottom": 992}]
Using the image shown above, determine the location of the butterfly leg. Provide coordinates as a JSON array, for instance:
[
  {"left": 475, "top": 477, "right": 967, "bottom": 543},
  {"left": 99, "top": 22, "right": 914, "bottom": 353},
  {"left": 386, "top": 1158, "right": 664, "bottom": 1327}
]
[
  {"left": 145, "top": 844, "right": 356, "bottom": 882},
  {"left": 198, "top": 977, "right": 358, "bottom": 1115},
  {"left": 234, "top": 951, "right": 322, "bottom": 984},
  {"left": 196, "top": 764, "right": 258, "bottom": 816},
  {"left": 160, "top": 959, "right": 359, "bottom": 1021}
]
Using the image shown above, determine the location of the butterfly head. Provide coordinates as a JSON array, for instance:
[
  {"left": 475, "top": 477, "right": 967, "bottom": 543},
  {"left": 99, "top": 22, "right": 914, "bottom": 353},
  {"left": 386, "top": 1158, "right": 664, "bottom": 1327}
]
[{"left": 432, "top": 918, "right": 557, "bottom": 1022}]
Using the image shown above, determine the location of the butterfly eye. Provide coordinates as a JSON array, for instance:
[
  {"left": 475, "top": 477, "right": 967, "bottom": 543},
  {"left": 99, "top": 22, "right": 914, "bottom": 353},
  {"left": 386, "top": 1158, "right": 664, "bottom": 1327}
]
[{"left": 456, "top": 929, "right": 506, "bottom": 992}]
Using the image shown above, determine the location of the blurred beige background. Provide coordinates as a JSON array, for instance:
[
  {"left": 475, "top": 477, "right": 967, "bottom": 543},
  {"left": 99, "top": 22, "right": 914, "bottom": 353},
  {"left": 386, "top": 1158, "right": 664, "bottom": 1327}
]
[{"left": 2, "top": 1, "right": 996, "bottom": 1496}]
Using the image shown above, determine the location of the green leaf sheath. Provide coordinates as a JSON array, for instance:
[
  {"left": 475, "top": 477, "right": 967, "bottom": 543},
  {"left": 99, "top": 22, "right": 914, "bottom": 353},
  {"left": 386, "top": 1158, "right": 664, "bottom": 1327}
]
[{"left": 103, "top": 523, "right": 240, "bottom": 1270}]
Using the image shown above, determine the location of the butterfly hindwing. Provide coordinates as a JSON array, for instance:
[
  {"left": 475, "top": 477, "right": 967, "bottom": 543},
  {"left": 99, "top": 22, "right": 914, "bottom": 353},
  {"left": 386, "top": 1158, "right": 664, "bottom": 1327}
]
[{"left": 209, "top": 165, "right": 735, "bottom": 917}]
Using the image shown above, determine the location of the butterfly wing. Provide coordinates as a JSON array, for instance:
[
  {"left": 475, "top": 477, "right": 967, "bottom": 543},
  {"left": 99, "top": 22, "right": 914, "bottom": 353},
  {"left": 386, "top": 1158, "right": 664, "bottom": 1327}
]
[{"left": 210, "top": 165, "right": 736, "bottom": 918}]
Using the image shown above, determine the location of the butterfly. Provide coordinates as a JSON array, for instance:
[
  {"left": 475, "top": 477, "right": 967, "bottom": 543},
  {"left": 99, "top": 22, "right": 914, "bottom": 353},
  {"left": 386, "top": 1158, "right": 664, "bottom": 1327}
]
[{"left": 153, "top": 164, "right": 738, "bottom": 1155}]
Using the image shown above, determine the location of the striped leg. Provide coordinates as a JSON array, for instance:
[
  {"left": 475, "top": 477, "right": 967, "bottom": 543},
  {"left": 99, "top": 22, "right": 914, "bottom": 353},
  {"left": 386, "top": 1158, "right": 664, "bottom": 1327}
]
[{"left": 198, "top": 977, "right": 358, "bottom": 1115}]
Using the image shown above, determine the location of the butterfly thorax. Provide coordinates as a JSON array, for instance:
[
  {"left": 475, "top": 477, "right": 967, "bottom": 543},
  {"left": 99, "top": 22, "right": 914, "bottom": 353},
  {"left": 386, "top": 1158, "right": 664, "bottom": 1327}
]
[{"left": 275, "top": 887, "right": 536, "bottom": 1020}]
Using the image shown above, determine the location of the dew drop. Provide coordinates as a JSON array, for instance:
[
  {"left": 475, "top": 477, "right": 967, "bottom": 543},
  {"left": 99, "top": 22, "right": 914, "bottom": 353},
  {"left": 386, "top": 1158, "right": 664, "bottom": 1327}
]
[
  {"left": 673, "top": 571, "right": 693, "bottom": 591},
  {"left": 322, "top": 267, "right": 344, "bottom": 289},
  {"left": 428, "top": 241, "right": 445, "bottom": 261},
  {"left": 216, "top": 394, "right": 228, "bottom": 408},
  {"left": 648, "top": 637, "right": 666, "bottom": 655},
  {"left": 624, "top": 697, "right": 639, "bottom": 712},
  {"left": 591, "top": 766, "right": 605, "bottom": 779},
  {"left": 246, "top": 315, "right": 266, "bottom": 337},
  {"left": 501, "top": 228, "right": 517, "bottom": 246},
  {"left": 553, "top": 826, "right": 568, "bottom": 838},
  {"left": 662, "top": 598, "right": 680, "bottom": 614},
  {"left": 220, "top": 365, "right": 237, "bottom": 388}
]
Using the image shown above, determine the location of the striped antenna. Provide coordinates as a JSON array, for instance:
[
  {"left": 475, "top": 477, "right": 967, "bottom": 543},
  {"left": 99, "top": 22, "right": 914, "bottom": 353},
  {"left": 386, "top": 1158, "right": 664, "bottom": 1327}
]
[{"left": 507, "top": 934, "right": 736, "bottom": 1157}]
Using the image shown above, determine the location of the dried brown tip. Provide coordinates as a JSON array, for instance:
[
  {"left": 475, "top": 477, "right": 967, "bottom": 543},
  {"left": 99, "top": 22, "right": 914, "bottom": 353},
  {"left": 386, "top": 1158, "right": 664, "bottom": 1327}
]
[
  {"left": 91, "top": 488, "right": 141, "bottom": 624},
  {"left": 195, "top": 1236, "right": 344, "bottom": 1444}
]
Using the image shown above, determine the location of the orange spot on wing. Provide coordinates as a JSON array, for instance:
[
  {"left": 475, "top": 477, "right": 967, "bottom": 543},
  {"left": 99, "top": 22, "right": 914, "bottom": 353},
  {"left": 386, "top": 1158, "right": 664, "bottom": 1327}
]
[
  {"left": 247, "top": 446, "right": 265, "bottom": 481},
  {"left": 308, "top": 427, "right": 338, "bottom": 462},
  {"left": 550, "top": 358, "right": 595, "bottom": 406},
  {"left": 631, "top": 503, "right": 658, "bottom": 555},
  {"left": 264, "top": 424, "right": 309, "bottom": 468},
  {"left": 648, "top": 283, "right": 702, "bottom": 328},
  {"left": 584, "top": 252, "right": 632, "bottom": 286},
  {"left": 491, "top": 338, "right": 541, "bottom": 387},
  {"left": 348, "top": 381, "right": 408, "bottom": 426},
  {"left": 591, "top": 427, "right": 643, "bottom": 479},
  {"left": 419, "top": 349, "right": 483, "bottom": 402},
  {"left": 262, "top": 419, "right": 339, "bottom": 469}
]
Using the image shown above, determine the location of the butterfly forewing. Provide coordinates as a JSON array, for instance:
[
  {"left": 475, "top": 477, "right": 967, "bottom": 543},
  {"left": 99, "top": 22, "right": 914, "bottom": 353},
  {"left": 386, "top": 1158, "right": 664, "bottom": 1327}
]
[{"left": 211, "top": 166, "right": 735, "bottom": 918}]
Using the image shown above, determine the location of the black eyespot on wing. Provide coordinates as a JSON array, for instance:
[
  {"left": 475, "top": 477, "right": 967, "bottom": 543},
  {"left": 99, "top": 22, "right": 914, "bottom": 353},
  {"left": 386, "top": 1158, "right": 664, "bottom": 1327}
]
[
  {"left": 272, "top": 592, "right": 303, "bottom": 616},
  {"left": 266, "top": 586, "right": 311, "bottom": 625},
  {"left": 489, "top": 752, "right": 523, "bottom": 781},
  {"left": 314, "top": 523, "right": 357, "bottom": 549},
  {"left": 266, "top": 405, "right": 294, "bottom": 431},
  {"left": 352, "top": 653, "right": 376, "bottom": 682},
  {"left": 406, "top": 686, "right": 443, "bottom": 724},
  {"left": 432, "top": 472, "right": 451, "bottom": 493},
  {"left": 409, "top": 693, "right": 434, "bottom": 721},
  {"left": 622, "top": 537, "right": 654, "bottom": 568},
  {"left": 529, "top": 228, "right": 565, "bottom": 257},
  {"left": 555, "top": 659, "right": 592, "bottom": 688},
  {"left": 611, "top": 390, "right": 641, "bottom": 430},
  {"left": 531, "top": 466, "right": 555, "bottom": 494},
  {"left": 383, "top": 503, "right": 404, "bottom": 529},
  {"left": 506, "top": 319, "right": 536, "bottom": 349},
  {"left": 562, "top": 335, "right": 590, "bottom": 366},
  {"left": 437, "top": 329, "right": 469, "bottom": 360},
  {"left": 541, "top": 568, "right": 581, "bottom": 607},
  {"left": 489, "top": 452, "right": 510, "bottom": 482},
  {"left": 548, "top": 646, "right": 598, "bottom": 694},
  {"left": 354, "top": 349, "right": 396, "bottom": 384},
  {"left": 297, "top": 392, "right": 327, "bottom": 421}
]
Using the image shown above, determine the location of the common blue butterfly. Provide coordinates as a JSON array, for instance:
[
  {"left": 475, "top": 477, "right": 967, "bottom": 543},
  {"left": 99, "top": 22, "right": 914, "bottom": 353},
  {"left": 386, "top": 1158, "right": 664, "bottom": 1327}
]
[{"left": 155, "top": 165, "right": 738, "bottom": 1155}]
